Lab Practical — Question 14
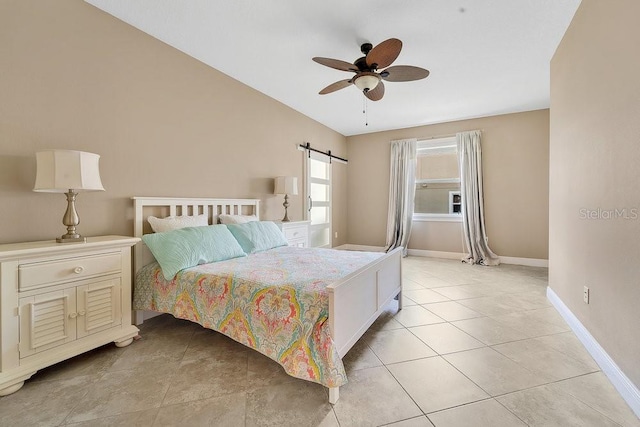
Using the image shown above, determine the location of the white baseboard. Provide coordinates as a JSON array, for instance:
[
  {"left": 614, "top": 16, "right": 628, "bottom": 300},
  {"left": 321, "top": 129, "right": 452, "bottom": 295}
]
[
  {"left": 334, "top": 244, "right": 386, "bottom": 252},
  {"left": 339, "top": 245, "right": 548, "bottom": 267},
  {"left": 498, "top": 256, "right": 549, "bottom": 268},
  {"left": 406, "top": 249, "right": 548, "bottom": 267},
  {"left": 547, "top": 287, "right": 640, "bottom": 418},
  {"left": 407, "top": 249, "right": 464, "bottom": 259}
]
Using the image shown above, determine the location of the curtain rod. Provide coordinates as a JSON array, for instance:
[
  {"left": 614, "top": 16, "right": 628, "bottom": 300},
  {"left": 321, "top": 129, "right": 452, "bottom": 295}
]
[
  {"left": 419, "top": 129, "right": 484, "bottom": 141},
  {"left": 422, "top": 133, "right": 456, "bottom": 140},
  {"left": 298, "top": 142, "right": 348, "bottom": 164}
]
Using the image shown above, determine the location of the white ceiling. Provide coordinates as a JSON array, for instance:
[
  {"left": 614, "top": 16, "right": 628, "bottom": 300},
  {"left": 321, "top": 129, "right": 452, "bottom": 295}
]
[{"left": 85, "top": 0, "right": 581, "bottom": 136}]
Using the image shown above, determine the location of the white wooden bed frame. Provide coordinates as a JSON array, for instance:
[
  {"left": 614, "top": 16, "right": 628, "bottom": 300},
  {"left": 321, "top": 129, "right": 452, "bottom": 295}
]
[{"left": 132, "top": 196, "right": 403, "bottom": 403}]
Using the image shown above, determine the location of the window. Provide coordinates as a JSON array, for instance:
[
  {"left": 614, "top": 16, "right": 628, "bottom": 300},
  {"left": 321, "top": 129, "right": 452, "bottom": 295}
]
[{"left": 414, "top": 137, "right": 462, "bottom": 221}]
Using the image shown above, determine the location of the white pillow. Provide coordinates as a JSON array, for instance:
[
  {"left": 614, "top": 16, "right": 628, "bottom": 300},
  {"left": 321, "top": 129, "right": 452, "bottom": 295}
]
[
  {"left": 147, "top": 214, "right": 209, "bottom": 233},
  {"left": 226, "top": 221, "right": 288, "bottom": 254},
  {"left": 218, "top": 214, "right": 258, "bottom": 225}
]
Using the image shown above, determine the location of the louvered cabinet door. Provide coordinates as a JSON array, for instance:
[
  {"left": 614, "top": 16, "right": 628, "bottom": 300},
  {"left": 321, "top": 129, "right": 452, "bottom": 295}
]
[
  {"left": 1, "top": 236, "right": 140, "bottom": 397},
  {"left": 19, "top": 289, "right": 77, "bottom": 358},
  {"left": 76, "top": 279, "right": 122, "bottom": 339}
]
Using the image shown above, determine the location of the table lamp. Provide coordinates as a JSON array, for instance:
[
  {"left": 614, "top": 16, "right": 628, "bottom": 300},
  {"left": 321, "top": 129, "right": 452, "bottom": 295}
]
[
  {"left": 274, "top": 176, "right": 298, "bottom": 222},
  {"left": 33, "top": 150, "right": 105, "bottom": 243}
]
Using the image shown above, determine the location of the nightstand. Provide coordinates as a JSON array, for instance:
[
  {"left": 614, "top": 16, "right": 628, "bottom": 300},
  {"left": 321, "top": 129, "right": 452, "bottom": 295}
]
[
  {"left": 274, "top": 220, "right": 310, "bottom": 248},
  {"left": 0, "top": 235, "right": 140, "bottom": 396}
]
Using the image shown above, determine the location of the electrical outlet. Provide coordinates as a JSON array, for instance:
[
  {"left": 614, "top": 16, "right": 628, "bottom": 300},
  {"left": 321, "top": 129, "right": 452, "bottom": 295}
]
[
  {"left": 583, "top": 286, "right": 590, "bottom": 304},
  {"left": 334, "top": 231, "right": 338, "bottom": 239}
]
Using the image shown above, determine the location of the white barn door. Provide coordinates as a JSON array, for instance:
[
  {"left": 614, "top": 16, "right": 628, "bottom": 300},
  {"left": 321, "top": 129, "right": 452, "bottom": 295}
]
[{"left": 305, "top": 152, "right": 332, "bottom": 248}]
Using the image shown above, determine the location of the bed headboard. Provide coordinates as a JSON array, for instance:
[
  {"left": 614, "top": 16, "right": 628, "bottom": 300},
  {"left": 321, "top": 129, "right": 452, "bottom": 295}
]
[{"left": 132, "top": 196, "right": 261, "bottom": 273}]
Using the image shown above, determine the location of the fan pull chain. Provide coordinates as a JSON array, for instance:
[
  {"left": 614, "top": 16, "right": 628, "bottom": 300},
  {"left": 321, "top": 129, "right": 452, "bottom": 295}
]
[{"left": 363, "top": 95, "right": 368, "bottom": 126}]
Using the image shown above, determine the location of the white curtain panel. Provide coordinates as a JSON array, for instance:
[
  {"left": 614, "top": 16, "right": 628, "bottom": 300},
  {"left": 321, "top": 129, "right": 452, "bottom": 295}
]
[
  {"left": 457, "top": 131, "right": 500, "bottom": 265},
  {"left": 385, "top": 138, "right": 417, "bottom": 256}
]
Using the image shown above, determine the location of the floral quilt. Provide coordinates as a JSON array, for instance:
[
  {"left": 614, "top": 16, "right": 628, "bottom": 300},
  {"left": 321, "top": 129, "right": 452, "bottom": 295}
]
[{"left": 133, "top": 246, "right": 382, "bottom": 387}]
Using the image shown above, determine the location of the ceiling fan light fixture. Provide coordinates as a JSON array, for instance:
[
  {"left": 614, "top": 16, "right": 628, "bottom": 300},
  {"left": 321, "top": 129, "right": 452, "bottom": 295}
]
[
  {"left": 353, "top": 73, "right": 380, "bottom": 92},
  {"left": 313, "top": 38, "right": 429, "bottom": 101}
]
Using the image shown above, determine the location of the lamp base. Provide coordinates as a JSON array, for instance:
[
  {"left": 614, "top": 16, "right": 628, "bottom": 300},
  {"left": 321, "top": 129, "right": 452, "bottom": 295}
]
[
  {"left": 56, "top": 190, "right": 87, "bottom": 244},
  {"left": 56, "top": 234, "right": 87, "bottom": 244},
  {"left": 281, "top": 194, "right": 290, "bottom": 222}
]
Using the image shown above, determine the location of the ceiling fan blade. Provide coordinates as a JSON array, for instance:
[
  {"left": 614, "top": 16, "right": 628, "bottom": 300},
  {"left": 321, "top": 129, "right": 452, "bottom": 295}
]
[
  {"left": 319, "top": 79, "right": 353, "bottom": 94},
  {"left": 381, "top": 65, "right": 430, "bottom": 82},
  {"left": 366, "top": 38, "right": 402, "bottom": 69},
  {"left": 312, "top": 57, "right": 358, "bottom": 72},
  {"left": 364, "top": 81, "right": 385, "bottom": 101}
]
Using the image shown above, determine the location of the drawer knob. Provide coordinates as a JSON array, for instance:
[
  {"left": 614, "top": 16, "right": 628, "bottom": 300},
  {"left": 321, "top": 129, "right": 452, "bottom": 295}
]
[
  {"left": 78, "top": 311, "right": 86, "bottom": 316},
  {"left": 73, "top": 266, "right": 84, "bottom": 274},
  {"left": 69, "top": 312, "right": 77, "bottom": 319}
]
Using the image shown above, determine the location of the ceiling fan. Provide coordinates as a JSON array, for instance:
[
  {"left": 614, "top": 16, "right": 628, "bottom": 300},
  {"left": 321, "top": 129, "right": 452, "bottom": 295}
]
[{"left": 312, "top": 38, "right": 430, "bottom": 101}]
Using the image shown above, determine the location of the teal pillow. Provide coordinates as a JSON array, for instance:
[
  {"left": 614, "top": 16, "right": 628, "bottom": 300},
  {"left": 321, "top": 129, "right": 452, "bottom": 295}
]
[
  {"left": 142, "top": 225, "right": 246, "bottom": 280},
  {"left": 226, "top": 221, "right": 289, "bottom": 254}
]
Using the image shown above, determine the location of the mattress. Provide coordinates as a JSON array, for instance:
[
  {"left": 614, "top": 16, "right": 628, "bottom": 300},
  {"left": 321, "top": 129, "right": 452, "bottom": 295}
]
[{"left": 134, "top": 245, "right": 383, "bottom": 387}]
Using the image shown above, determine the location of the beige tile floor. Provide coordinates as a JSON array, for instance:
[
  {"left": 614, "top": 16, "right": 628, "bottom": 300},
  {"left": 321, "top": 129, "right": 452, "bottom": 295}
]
[{"left": 1, "top": 256, "right": 639, "bottom": 426}]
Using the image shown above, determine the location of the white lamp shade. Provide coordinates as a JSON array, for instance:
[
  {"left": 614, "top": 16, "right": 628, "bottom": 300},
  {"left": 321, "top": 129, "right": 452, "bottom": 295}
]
[
  {"left": 34, "top": 150, "right": 105, "bottom": 193},
  {"left": 354, "top": 74, "right": 380, "bottom": 91},
  {"left": 274, "top": 176, "right": 298, "bottom": 195}
]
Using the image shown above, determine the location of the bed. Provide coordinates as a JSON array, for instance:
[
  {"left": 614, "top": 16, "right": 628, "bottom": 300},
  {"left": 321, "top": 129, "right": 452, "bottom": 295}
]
[{"left": 132, "top": 197, "right": 402, "bottom": 403}]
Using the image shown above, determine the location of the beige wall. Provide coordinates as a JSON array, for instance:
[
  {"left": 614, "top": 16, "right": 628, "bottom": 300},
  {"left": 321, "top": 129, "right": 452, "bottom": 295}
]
[
  {"left": 550, "top": 0, "right": 640, "bottom": 387},
  {"left": 0, "top": 0, "right": 347, "bottom": 245},
  {"left": 347, "top": 110, "right": 550, "bottom": 259}
]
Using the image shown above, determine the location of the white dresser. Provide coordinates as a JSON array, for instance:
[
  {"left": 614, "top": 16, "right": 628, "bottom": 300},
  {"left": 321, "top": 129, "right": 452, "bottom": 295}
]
[
  {"left": 275, "top": 220, "right": 310, "bottom": 248},
  {"left": 0, "top": 235, "right": 140, "bottom": 396}
]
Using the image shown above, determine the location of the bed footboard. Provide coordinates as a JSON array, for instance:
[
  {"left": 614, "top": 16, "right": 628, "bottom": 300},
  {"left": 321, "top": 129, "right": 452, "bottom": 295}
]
[
  {"left": 327, "top": 247, "right": 403, "bottom": 359},
  {"left": 329, "top": 387, "right": 339, "bottom": 404}
]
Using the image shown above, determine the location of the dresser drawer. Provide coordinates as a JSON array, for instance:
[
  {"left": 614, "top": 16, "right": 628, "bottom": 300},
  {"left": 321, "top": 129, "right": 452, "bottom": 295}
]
[
  {"left": 287, "top": 238, "right": 307, "bottom": 248},
  {"left": 282, "top": 225, "right": 307, "bottom": 241},
  {"left": 19, "top": 252, "right": 121, "bottom": 291}
]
